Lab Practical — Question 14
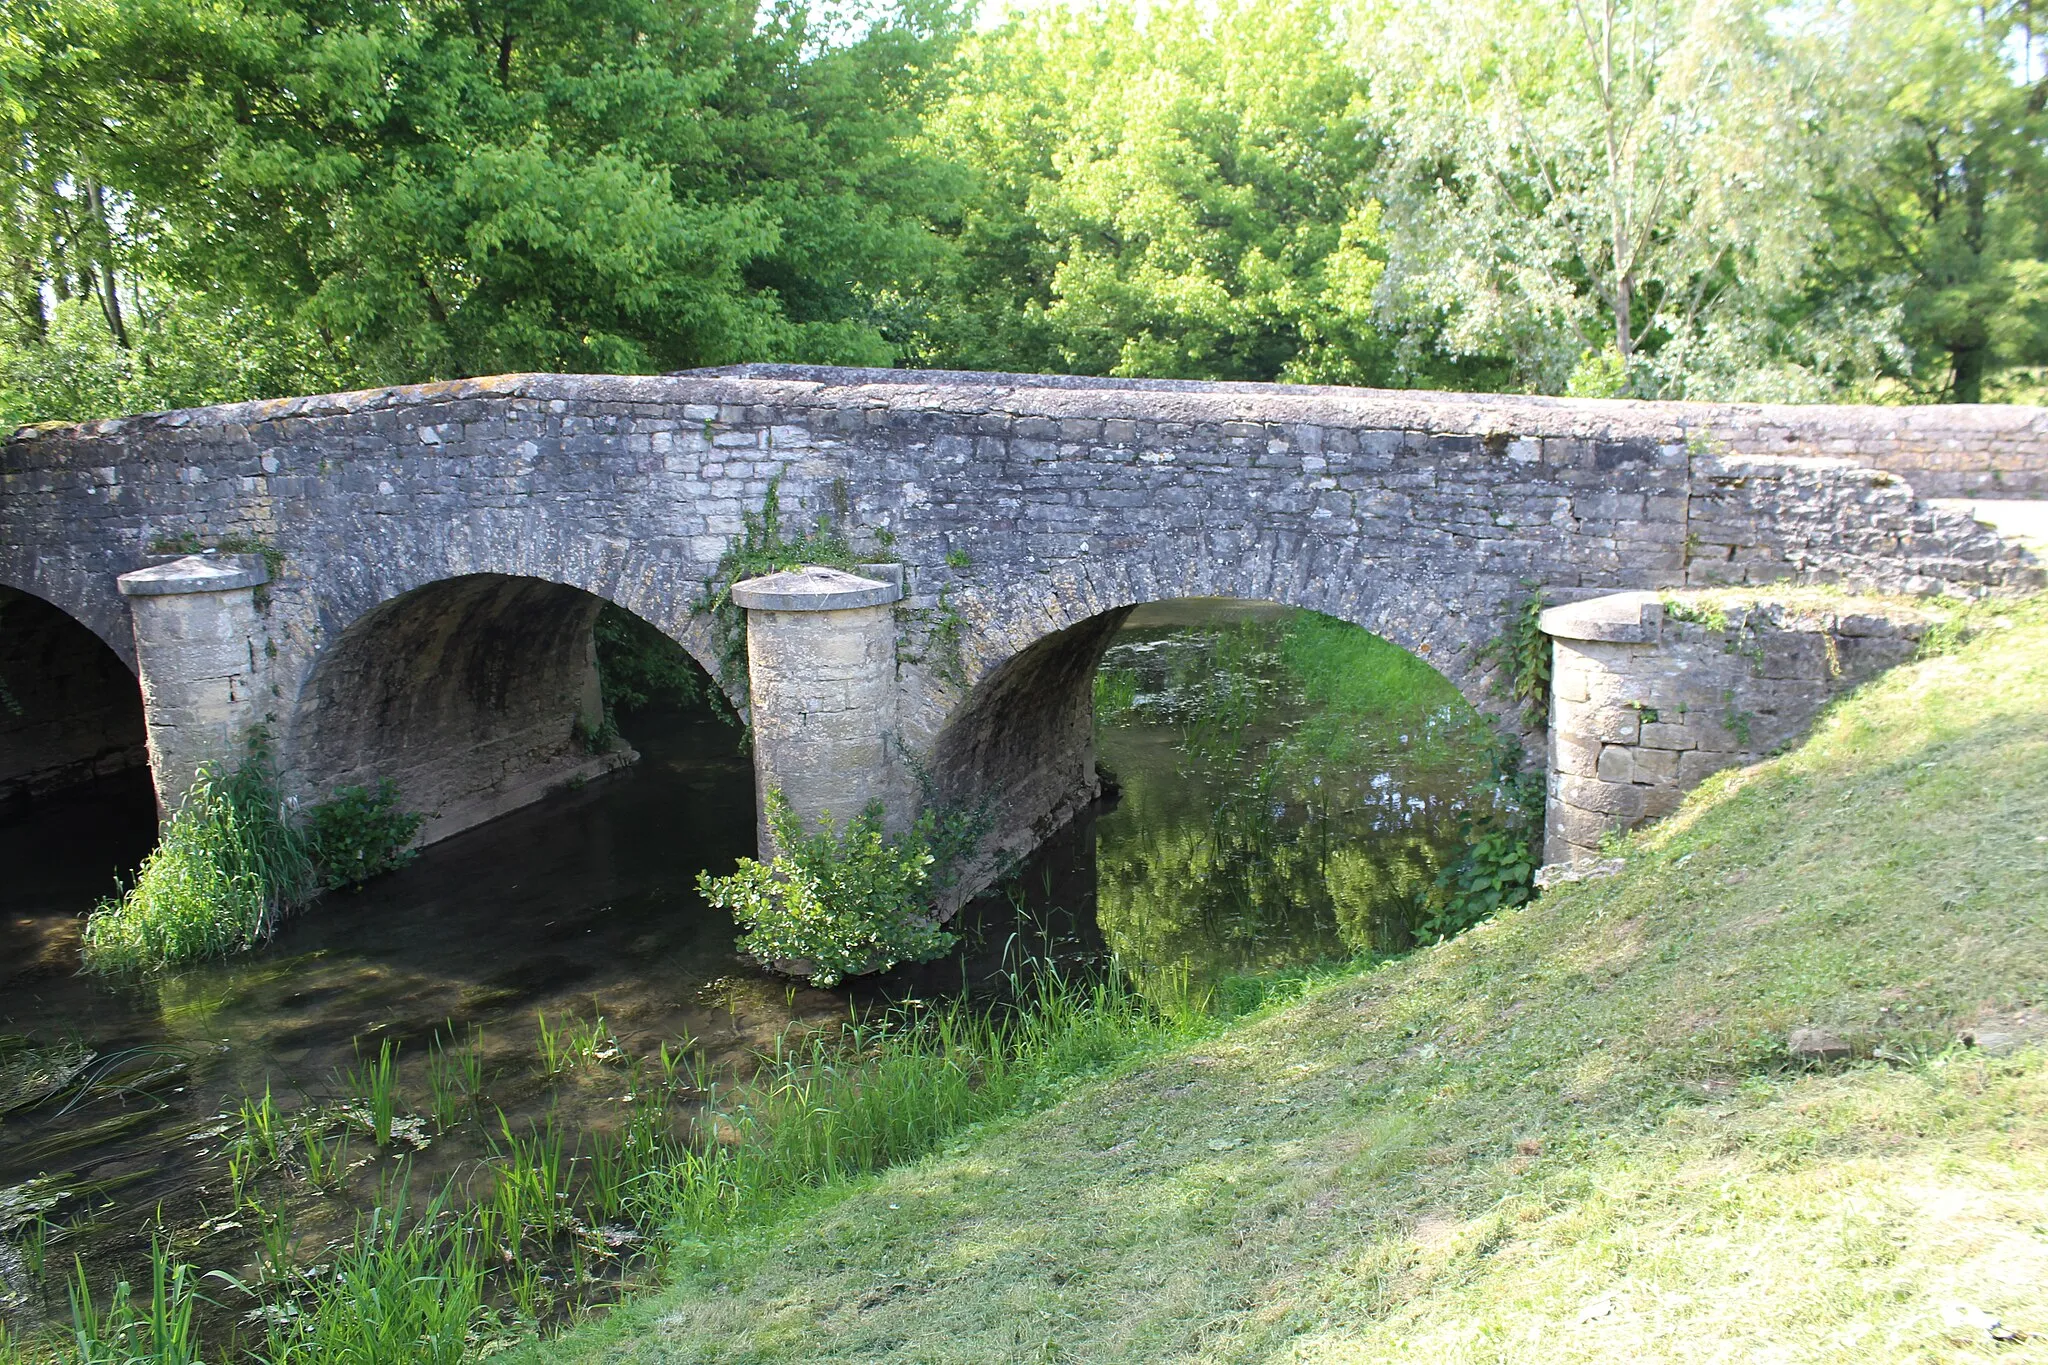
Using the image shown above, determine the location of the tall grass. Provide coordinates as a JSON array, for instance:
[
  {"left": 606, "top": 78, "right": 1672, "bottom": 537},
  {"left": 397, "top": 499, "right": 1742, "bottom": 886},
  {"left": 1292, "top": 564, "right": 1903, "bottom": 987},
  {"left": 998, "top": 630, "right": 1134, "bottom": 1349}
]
[
  {"left": 67, "top": 1241, "right": 203, "bottom": 1365},
  {"left": 81, "top": 754, "right": 314, "bottom": 976},
  {"left": 249, "top": 1184, "right": 485, "bottom": 1365},
  {"left": 24, "top": 962, "right": 1203, "bottom": 1363},
  {"left": 641, "top": 962, "right": 1200, "bottom": 1246}
]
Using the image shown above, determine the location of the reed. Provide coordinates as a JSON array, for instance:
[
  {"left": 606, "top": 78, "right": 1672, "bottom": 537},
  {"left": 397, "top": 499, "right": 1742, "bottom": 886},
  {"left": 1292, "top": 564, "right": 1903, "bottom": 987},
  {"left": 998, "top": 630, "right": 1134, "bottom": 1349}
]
[
  {"left": 248, "top": 1182, "right": 483, "bottom": 1365},
  {"left": 534, "top": 1011, "right": 567, "bottom": 1077},
  {"left": 66, "top": 1240, "right": 204, "bottom": 1365},
  {"left": 297, "top": 1120, "right": 349, "bottom": 1191},
  {"left": 343, "top": 1037, "right": 402, "bottom": 1146},
  {"left": 81, "top": 753, "right": 315, "bottom": 976},
  {"left": 426, "top": 1026, "right": 483, "bottom": 1131}
]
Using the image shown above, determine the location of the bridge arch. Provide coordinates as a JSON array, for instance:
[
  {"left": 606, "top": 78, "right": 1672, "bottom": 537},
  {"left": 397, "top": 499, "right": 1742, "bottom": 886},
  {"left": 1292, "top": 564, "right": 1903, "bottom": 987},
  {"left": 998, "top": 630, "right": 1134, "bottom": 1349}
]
[
  {"left": 0, "top": 581, "right": 148, "bottom": 806},
  {"left": 283, "top": 570, "right": 729, "bottom": 845},
  {"left": 916, "top": 542, "right": 1514, "bottom": 883}
]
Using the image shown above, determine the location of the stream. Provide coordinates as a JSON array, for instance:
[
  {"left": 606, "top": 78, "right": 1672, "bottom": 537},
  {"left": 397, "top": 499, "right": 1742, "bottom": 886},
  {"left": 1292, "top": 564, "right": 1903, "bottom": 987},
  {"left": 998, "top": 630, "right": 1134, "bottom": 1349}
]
[{"left": 0, "top": 602, "right": 1490, "bottom": 1346}]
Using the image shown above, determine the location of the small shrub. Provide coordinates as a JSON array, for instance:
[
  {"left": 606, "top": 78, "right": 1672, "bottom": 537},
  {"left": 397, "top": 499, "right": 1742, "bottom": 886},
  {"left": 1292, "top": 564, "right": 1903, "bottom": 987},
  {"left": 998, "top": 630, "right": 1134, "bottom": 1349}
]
[
  {"left": 1473, "top": 584, "right": 1551, "bottom": 729},
  {"left": 306, "top": 779, "right": 422, "bottom": 889},
  {"left": 699, "top": 792, "right": 957, "bottom": 987},
  {"left": 82, "top": 752, "right": 314, "bottom": 975},
  {"left": 1419, "top": 757, "right": 1542, "bottom": 942}
]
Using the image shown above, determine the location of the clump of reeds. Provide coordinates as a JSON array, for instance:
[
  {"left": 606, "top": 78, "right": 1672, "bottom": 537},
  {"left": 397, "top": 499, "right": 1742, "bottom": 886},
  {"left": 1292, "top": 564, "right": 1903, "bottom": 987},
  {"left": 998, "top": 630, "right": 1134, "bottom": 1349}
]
[{"left": 80, "top": 753, "right": 314, "bottom": 976}]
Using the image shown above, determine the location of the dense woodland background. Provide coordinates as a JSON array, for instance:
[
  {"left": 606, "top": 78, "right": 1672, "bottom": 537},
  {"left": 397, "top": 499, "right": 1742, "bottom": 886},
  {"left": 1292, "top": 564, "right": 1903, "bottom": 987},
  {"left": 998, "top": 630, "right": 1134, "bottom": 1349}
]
[{"left": 1, "top": 0, "right": 2044, "bottom": 425}]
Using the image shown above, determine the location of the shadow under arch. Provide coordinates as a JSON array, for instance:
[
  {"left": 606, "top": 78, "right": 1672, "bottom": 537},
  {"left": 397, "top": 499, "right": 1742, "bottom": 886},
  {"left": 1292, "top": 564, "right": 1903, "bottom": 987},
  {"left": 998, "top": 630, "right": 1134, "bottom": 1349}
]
[
  {"left": 287, "top": 573, "right": 730, "bottom": 846},
  {"left": 0, "top": 581, "right": 149, "bottom": 809}
]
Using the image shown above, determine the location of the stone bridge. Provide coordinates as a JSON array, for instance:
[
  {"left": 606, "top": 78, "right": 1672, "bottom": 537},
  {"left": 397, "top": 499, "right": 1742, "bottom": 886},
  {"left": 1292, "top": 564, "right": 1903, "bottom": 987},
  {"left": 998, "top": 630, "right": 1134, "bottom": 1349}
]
[{"left": 2, "top": 365, "right": 2040, "bottom": 893}]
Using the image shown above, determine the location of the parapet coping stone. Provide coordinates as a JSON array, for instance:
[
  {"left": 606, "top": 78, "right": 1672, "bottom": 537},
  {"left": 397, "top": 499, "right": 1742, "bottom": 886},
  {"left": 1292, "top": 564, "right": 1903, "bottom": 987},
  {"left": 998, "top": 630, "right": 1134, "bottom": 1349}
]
[
  {"left": 730, "top": 565, "right": 902, "bottom": 612},
  {"left": 116, "top": 553, "right": 269, "bottom": 596},
  {"left": 1542, "top": 586, "right": 1944, "bottom": 645},
  {"left": 9, "top": 365, "right": 2043, "bottom": 457},
  {"left": 1540, "top": 592, "right": 1664, "bottom": 644}
]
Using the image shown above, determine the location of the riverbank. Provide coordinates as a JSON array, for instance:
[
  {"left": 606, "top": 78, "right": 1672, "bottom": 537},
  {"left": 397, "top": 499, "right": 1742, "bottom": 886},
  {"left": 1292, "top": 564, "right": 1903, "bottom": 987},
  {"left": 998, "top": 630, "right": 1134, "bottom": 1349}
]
[{"left": 536, "top": 593, "right": 2048, "bottom": 1362}]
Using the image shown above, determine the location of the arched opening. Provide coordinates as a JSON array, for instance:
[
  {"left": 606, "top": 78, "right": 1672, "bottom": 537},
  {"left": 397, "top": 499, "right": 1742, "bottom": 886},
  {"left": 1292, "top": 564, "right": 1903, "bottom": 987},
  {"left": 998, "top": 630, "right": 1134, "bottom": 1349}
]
[
  {"left": 290, "top": 574, "right": 731, "bottom": 845},
  {"left": 0, "top": 583, "right": 149, "bottom": 811},
  {"left": 930, "top": 596, "right": 1519, "bottom": 986}
]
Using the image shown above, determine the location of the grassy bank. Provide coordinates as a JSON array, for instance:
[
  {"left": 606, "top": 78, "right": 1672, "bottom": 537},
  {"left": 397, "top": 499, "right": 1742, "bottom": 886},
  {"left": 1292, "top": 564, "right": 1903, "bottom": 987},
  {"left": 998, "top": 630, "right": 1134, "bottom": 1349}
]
[{"left": 535, "top": 595, "right": 2048, "bottom": 1363}]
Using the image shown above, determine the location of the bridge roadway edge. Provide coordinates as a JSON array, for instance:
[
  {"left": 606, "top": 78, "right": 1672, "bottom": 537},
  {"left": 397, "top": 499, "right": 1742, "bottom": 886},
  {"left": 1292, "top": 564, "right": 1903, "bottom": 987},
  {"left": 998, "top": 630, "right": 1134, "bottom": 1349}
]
[{"left": 2, "top": 367, "right": 2040, "bottom": 896}]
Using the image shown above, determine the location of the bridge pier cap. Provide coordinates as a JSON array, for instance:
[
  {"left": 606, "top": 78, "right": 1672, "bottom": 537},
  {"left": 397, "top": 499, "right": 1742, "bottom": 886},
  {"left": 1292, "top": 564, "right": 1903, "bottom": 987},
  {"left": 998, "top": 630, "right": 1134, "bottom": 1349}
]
[
  {"left": 115, "top": 553, "right": 274, "bottom": 816},
  {"left": 731, "top": 565, "right": 908, "bottom": 857}
]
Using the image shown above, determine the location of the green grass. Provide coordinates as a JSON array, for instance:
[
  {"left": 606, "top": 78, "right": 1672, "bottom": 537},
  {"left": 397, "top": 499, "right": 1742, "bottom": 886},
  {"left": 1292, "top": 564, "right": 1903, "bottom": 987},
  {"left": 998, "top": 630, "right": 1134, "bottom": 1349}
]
[
  {"left": 80, "top": 754, "right": 314, "bottom": 975},
  {"left": 531, "top": 596, "right": 2048, "bottom": 1363}
]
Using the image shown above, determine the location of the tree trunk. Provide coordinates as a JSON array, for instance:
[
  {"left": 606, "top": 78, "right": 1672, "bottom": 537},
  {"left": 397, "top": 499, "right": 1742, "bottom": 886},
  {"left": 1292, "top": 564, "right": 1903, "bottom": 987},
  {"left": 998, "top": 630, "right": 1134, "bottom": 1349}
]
[
  {"left": 85, "top": 182, "right": 131, "bottom": 349},
  {"left": 1949, "top": 344, "right": 1986, "bottom": 404}
]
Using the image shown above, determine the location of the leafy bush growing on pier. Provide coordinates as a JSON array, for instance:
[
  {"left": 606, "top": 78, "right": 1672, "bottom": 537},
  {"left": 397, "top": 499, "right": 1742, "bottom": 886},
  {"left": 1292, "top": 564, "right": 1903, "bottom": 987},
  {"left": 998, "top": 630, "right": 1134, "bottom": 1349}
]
[
  {"left": 82, "top": 751, "right": 424, "bottom": 973},
  {"left": 699, "top": 792, "right": 957, "bottom": 987},
  {"left": 305, "top": 779, "right": 424, "bottom": 889},
  {"left": 82, "top": 753, "right": 315, "bottom": 975}
]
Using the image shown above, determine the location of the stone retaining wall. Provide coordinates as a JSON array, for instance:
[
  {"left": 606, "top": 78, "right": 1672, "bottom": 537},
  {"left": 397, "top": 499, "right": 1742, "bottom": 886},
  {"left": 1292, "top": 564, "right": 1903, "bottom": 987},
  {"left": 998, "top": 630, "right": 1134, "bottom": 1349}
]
[{"left": 1541, "top": 590, "right": 1932, "bottom": 864}]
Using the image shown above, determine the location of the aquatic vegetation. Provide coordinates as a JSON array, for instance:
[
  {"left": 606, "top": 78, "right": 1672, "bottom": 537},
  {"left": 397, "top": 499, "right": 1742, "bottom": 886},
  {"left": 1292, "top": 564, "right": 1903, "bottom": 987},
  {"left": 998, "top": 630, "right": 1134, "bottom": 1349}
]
[
  {"left": 296, "top": 1122, "right": 350, "bottom": 1192},
  {"left": 342, "top": 1038, "right": 402, "bottom": 1147},
  {"left": 700, "top": 792, "right": 957, "bottom": 987},
  {"left": 81, "top": 754, "right": 314, "bottom": 976},
  {"left": 303, "top": 781, "right": 422, "bottom": 890},
  {"left": 248, "top": 1184, "right": 485, "bottom": 1365},
  {"left": 426, "top": 1027, "right": 484, "bottom": 1130},
  {"left": 66, "top": 1240, "right": 203, "bottom": 1365}
]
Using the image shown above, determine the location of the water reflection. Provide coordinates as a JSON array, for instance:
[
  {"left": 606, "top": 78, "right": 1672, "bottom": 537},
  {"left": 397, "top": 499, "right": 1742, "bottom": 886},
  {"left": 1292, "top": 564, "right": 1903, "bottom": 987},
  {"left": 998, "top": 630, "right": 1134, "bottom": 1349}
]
[{"left": 1092, "top": 601, "right": 1490, "bottom": 988}]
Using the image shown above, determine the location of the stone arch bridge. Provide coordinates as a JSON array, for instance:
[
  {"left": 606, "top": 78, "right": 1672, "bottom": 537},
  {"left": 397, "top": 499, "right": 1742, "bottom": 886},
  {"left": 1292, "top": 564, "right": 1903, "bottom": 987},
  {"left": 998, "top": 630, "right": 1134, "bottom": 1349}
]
[{"left": 2, "top": 365, "right": 2039, "bottom": 891}]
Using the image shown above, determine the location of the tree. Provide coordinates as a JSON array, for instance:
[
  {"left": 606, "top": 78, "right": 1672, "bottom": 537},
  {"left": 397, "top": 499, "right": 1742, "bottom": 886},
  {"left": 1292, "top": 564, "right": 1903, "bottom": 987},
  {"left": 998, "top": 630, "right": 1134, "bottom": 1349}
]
[
  {"left": 1803, "top": 0, "right": 2048, "bottom": 402},
  {"left": 1358, "top": 0, "right": 1824, "bottom": 397},
  {"left": 0, "top": 0, "right": 968, "bottom": 422},
  {"left": 917, "top": 0, "right": 1442, "bottom": 386}
]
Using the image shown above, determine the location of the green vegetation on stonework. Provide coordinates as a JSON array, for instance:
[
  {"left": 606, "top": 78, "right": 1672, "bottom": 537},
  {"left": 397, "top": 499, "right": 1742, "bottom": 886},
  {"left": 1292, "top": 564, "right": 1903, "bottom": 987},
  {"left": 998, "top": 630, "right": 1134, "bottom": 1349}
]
[
  {"left": 700, "top": 791, "right": 973, "bottom": 987},
  {"left": 533, "top": 595, "right": 2048, "bottom": 1365},
  {"left": 1473, "top": 582, "right": 1552, "bottom": 731},
  {"left": 701, "top": 479, "right": 858, "bottom": 703},
  {"left": 81, "top": 749, "right": 423, "bottom": 974},
  {"left": 80, "top": 752, "right": 315, "bottom": 975}
]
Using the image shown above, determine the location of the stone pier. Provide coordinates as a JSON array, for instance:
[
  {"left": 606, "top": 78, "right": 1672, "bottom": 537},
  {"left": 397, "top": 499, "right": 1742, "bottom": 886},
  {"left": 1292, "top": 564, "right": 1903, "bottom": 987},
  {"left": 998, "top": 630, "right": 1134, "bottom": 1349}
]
[
  {"left": 732, "top": 565, "right": 910, "bottom": 852},
  {"left": 116, "top": 554, "right": 275, "bottom": 814},
  {"left": 1541, "top": 589, "right": 1932, "bottom": 865}
]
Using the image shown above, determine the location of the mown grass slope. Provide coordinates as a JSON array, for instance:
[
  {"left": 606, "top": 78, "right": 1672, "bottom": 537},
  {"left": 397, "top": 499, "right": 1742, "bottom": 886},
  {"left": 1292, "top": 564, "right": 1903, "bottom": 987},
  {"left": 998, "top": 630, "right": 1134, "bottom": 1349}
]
[{"left": 543, "top": 598, "right": 2048, "bottom": 1364}]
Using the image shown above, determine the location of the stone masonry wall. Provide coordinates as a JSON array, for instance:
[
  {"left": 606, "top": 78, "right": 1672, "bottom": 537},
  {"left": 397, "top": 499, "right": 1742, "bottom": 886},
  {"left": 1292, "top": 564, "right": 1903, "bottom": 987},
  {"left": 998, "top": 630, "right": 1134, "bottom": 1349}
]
[
  {"left": 1, "top": 366, "right": 2038, "bottom": 871},
  {"left": 1541, "top": 591, "right": 1931, "bottom": 864}
]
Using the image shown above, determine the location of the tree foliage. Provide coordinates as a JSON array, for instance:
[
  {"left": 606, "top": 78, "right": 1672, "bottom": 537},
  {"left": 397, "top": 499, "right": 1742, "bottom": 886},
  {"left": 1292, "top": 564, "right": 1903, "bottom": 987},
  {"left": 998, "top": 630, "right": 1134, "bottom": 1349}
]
[{"left": 2, "top": 0, "right": 2045, "bottom": 419}]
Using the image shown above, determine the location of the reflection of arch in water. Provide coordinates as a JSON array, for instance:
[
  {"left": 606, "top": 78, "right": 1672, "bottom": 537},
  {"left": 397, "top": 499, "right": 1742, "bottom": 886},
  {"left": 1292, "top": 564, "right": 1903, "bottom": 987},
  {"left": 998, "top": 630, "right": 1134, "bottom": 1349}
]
[
  {"left": 287, "top": 573, "right": 727, "bottom": 845},
  {"left": 0, "top": 581, "right": 148, "bottom": 806},
  {"left": 1078, "top": 601, "right": 1485, "bottom": 977},
  {"left": 915, "top": 541, "right": 1512, "bottom": 892}
]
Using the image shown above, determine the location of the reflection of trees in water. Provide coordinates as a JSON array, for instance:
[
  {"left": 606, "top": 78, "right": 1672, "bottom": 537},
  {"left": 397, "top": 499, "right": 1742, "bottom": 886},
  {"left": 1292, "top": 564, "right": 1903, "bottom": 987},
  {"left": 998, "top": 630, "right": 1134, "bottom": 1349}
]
[{"left": 1093, "top": 612, "right": 1490, "bottom": 983}]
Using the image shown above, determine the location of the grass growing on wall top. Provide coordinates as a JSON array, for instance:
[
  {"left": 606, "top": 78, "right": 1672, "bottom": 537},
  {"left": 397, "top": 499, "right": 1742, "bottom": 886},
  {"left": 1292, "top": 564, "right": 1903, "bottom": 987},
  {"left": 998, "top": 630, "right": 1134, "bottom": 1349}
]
[{"left": 535, "top": 594, "right": 2048, "bottom": 1363}]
